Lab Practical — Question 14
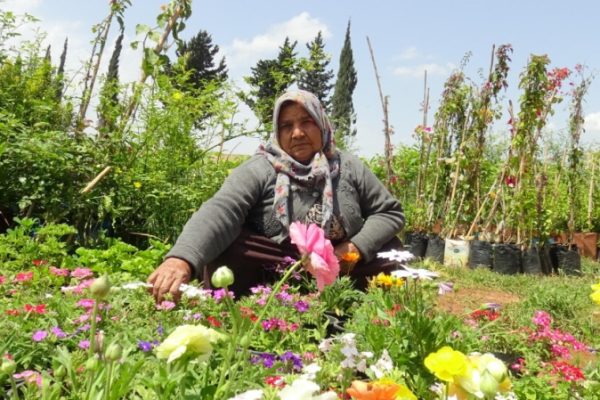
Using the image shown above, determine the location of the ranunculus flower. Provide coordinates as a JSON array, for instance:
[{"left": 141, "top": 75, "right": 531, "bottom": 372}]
[
  {"left": 424, "top": 346, "right": 468, "bottom": 382},
  {"left": 155, "top": 324, "right": 223, "bottom": 364},
  {"left": 346, "top": 379, "right": 417, "bottom": 400},
  {"left": 289, "top": 222, "right": 339, "bottom": 291}
]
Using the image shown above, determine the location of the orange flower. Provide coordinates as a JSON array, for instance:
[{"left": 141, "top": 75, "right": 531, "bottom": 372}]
[
  {"left": 347, "top": 379, "right": 416, "bottom": 400},
  {"left": 341, "top": 252, "right": 360, "bottom": 263}
]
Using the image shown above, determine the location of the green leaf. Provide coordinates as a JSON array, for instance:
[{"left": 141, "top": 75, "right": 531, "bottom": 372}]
[{"left": 135, "top": 24, "right": 151, "bottom": 36}]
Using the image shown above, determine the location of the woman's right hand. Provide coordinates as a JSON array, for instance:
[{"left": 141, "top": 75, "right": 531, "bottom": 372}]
[{"left": 147, "top": 258, "right": 192, "bottom": 303}]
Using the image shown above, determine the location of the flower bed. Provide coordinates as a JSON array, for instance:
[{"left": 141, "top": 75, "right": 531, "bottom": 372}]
[{"left": 1, "top": 224, "right": 600, "bottom": 399}]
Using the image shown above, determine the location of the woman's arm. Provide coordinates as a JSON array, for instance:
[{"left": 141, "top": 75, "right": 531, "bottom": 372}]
[{"left": 347, "top": 155, "right": 405, "bottom": 262}]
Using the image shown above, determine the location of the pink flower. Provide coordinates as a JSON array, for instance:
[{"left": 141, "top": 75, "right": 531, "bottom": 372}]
[
  {"left": 13, "top": 370, "right": 42, "bottom": 387},
  {"left": 156, "top": 300, "right": 176, "bottom": 311},
  {"left": 49, "top": 266, "right": 70, "bottom": 277},
  {"left": 71, "top": 267, "right": 93, "bottom": 280},
  {"left": 0, "top": 275, "right": 5, "bottom": 284},
  {"left": 78, "top": 340, "right": 90, "bottom": 350},
  {"left": 76, "top": 299, "right": 96, "bottom": 309},
  {"left": 532, "top": 310, "right": 552, "bottom": 328},
  {"left": 289, "top": 222, "right": 339, "bottom": 291},
  {"left": 32, "top": 330, "right": 48, "bottom": 342}
]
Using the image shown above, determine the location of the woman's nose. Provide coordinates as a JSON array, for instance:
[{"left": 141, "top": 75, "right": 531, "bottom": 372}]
[{"left": 291, "top": 125, "right": 305, "bottom": 138}]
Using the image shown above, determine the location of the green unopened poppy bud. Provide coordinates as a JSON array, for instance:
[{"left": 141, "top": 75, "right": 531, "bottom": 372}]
[
  {"left": 211, "top": 266, "right": 234, "bottom": 288},
  {"left": 54, "top": 365, "right": 66, "bottom": 379},
  {"left": 1, "top": 359, "right": 16, "bottom": 375},
  {"left": 90, "top": 275, "right": 111, "bottom": 299},
  {"left": 85, "top": 357, "right": 99, "bottom": 371},
  {"left": 480, "top": 370, "right": 500, "bottom": 397},
  {"left": 484, "top": 357, "right": 508, "bottom": 382},
  {"left": 239, "top": 335, "right": 250, "bottom": 348},
  {"left": 105, "top": 343, "right": 123, "bottom": 362}
]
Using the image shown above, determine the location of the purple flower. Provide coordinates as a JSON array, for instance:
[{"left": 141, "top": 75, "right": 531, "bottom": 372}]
[
  {"left": 276, "top": 291, "right": 293, "bottom": 303},
  {"left": 294, "top": 300, "right": 309, "bottom": 313},
  {"left": 280, "top": 351, "right": 303, "bottom": 371},
  {"left": 212, "top": 288, "right": 234, "bottom": 302},
  {"left": 51, "top": 326, "right": 67, "bottom": 339},
  {"left": 138, "top": 340, "right": 153, "bottom": 352},
  {"left": 78, "top": 340, "right": 90, "bottom": 350},
  {"left": 250, "top": 352, "right": 276, "bottom": 368},
  {"left": 157, "top": 325, "right": 164, "bottom": 336},
  {"left": 32, "top": 330, "right": 48, "bottom": 342},
  {"left": 438, "top": 281, "right": 454, "bottom": 295}
]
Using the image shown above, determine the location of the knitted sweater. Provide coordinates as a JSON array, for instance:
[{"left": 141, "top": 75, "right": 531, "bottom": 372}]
[{"left": 165, "top": 151, "right": 405, "bottom": 278}]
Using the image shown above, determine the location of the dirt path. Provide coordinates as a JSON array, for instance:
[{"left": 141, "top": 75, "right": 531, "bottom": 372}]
[{"left": 437, "top": 287, "right": 521, "bottom": 316}]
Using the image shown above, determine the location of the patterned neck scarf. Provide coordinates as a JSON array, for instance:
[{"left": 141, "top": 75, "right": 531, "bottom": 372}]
[{"left": 257, "top": 89, "right": 340, "bottom": 233}]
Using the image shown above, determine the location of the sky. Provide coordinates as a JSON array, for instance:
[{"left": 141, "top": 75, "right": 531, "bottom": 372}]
[{"left": 3, "top": 0, "right": 600, "bottom": 157}]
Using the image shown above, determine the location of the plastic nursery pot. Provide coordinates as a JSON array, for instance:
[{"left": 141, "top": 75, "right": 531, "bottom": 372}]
[
  {"left": 492, "top": 243, "right": 521, "bottom": 275},
  {"left": 468, "top": 240, "right": 493, "bottom": 270},
  {"left": 443, "top": 238, "right": 470, "bottom": 268},
  {"left": 522, "top": 245, "right": 542, "bottom": 275},
  {"left": 424, "top": 234, "right": 445, "bottom": 263},
  {"left": 539, "top": 243, "right": 555, "bottom": 275},
  {"left": 405, "top": 231, "right": 428, "bottom": 258},
  {"left": 555, "top": 245, "right": 582, "bottom": 276}
]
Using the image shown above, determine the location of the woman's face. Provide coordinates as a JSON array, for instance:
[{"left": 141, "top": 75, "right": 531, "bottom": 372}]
[{"left": 277, "top": 102, "right": 323, "bottom": 163}]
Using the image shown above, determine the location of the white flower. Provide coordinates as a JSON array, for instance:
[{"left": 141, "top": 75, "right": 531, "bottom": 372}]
[
  {"left": 391, "top": 266, "right": 439, "bottom": 280},
  {"left": 377, "top": 249, "right": 415, "bottom": 264},
  {"left": 179, "top": 283, "right": 211, "bottom": 299},
  {"left": 228, "top": 389, "right": 264, "bottom": 400},
  {"left": 121, "top": 281, "right": 152, "bottom": 290},
  {"left": 301, "top": 363, "right": 322, "bottom": 380},
  {"left": 369, "top": 349, "right": 394, "bottom": 378},
  {"left": 277, "top": 378, "right": 337, "bottom": 400},
  {"left": 318, "top": 338, "right": 334, "bottom": 353}
]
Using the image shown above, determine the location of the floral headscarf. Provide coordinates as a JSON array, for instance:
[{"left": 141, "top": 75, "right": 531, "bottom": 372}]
[{"left": 257, "top": 89, "right": 340, "bottom": 233}]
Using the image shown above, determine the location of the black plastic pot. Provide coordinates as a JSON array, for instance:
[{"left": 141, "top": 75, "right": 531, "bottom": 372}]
[
  {"left": 539, "top": 243, "right": 555, "bottom": 275},
  {"left": 468, "top": 240, "right": 493, "bottom": 269},
  {"left": 555, "top": 245, "right": 582, "bottom": 276},
  {"left": 405, "top": 232, "right": 428, "bottom": 258},
  {"left": 522, "top": 245, "right": 542, "bottom": 274},
  {"left": 424, "top": 234, "right": 445, "bottom": 263},
  {"left": 493, "top": 243, "right": 521, "bottom": 275}
]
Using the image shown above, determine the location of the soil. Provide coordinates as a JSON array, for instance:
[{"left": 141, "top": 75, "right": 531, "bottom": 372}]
[{"left": 436, "top": 287, "right": 521, "bottom": 316}]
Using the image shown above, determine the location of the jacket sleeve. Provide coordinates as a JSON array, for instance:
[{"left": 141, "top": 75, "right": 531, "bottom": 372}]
[
  {"left": 347, "top": 155, "right": 405, "bottom": 262},
  {"left": 164, "top": 156, "right": 271, "bottom": 278}
]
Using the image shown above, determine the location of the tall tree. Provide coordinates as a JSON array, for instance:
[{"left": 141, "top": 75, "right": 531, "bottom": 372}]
[
  {"left": 298, "top": 31, "right": 334, "bottom": 111},
  {"left": 55, "top": 37, "right": 68, "bottom": 100},
  {"left": 97, "top": 29, "right": 124, "bottom": 134},
  {"left": 242, "top": 37, "right": 299, "bottom": 128},
  {"left": 330, "top": 21, "right": 358, "bottom": 149},
  {"left": 175, "top": 29, "right": 228, "bottom": 90}
]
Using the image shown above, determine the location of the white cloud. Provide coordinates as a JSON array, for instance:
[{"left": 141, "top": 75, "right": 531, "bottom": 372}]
[
  {"left": 222, "top": 12, "right": 331, "bottom": 72},
  {"left": 393, "top": 62, "right": 456, "bottom": 78},
  {"left": 398, "top": 46, "right": 419, "bottom": 61},
  {"left": 1, "top": 0, "right": 42, "bottom": 14},
  {"left": 585, "top": 112, "right": 600, "bottom": 133}
]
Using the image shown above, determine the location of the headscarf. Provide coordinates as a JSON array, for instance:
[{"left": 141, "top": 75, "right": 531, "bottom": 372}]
[{"left": 257, "top": 89, "right": 340, "bottom": 233}]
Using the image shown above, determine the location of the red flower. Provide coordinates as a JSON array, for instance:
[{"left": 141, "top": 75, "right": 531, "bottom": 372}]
[
  {"left": 5, "top": 309, "right": 20, "bottom": 316},
  {"left": 23, "top": 304, "right": 47, "bottom": 314},
  {"left": 32, "top": 259, "right": 47, "bottom": 266},
  {"left": 470, "top": 309, "right": 500, "bottom": 322},
  {"left": 0, "top": 275, "right": 5, "bottom": 284},
  {"left": 265, "top": 375, "right": 286, "bottom": 388},
  {"left": 550, "top": 360, "right": 585, "bottom": 382},
  {"left": 15, "top": 271, "right": 34, "bottom": 282},
  {"left": 206, "top": 316, "right": 221, "bottom": 328},
  {"left": 504, "top": 175, "right": 517, "bottom": 188}
]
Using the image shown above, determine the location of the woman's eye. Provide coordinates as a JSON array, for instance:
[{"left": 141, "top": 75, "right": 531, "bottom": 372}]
[{"left": 278, "top": 124, "right": 292, "bottom": 133}]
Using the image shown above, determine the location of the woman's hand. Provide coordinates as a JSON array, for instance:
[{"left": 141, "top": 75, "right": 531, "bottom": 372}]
[
  {"left": 147, "top": 258, "right": 192, "bottom": 303},
  {"left": 334, "top": 241, "right": 362, "bottom": 275}
]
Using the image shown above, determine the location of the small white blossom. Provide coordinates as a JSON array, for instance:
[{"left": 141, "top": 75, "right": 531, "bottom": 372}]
[
  {"left": 391, "top": 266, "right": 439, "bottom": 280},
  {"left": 277, "top": 378, "right": 337, "bottom": 400},
  {"left": 369, "top": 349, "right": 394, "bottom": 378},
  {"left": 377, "top": 249, "right": 415, "bottom": 263},
  {"left": 179, "top": 283, "right": 211, "bottom": 299},
  {"left": 318, "top": 338, "right": 334, "bottom": 353},
  {"left": 228, "top": 389, "right": 264, "bottom": 400},
  {"left": 121, "top": 281, "right": 152, "bottom": 290}
]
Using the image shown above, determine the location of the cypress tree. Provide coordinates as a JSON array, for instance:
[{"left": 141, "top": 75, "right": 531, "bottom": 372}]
[
  {"left": 242, "top": 37, "right": 298, "bottom": 128},
  {"left": 176, "top": 30, "right": 228, "bottom": 90},
  {"left": 97, "top": 29, "right": 124, "bottom": 134},
  {"left": 330, "top": 21, "right": 358, "bottom": 149},
  {"left": 298, "top": 31, "right": 334, "bottom": 111},
  {"left": 56, "top": 37, "right": 68, "bottom": 100}
]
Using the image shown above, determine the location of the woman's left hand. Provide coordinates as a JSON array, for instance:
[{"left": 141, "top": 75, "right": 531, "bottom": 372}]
[{"left": 334, "top": 241, "right": 361, "bottom": 275}]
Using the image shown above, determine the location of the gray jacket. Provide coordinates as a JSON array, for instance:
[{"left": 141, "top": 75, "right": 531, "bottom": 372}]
[{"left": 166, "top": 151, "right": 404, "bottom": 278}]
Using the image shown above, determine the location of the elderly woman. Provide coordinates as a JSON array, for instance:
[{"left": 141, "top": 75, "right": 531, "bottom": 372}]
[{"left": 148, "top": 89, "right": 404, "bottom": 301}]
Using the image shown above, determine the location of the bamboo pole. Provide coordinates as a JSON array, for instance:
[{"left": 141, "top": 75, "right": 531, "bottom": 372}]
[
  {"left": 366, "top": 36, "right": 393, "bottom": 189},
  {"left": 588, "top": 156, "right": 596, "bottom": 230},
  {"left": 80, "top": 167, "right": 112, "bottom": 194}
]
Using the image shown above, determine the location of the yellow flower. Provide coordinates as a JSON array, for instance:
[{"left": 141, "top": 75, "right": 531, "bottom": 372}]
[
  {"left": 155, "top": 324, "right": 223, "bottom": 363},
  {"left": 424, "top": 346, "right": 468, "bottom": 382},
  {"left": 590, "top": 290, "right": 600, "bottom": 305},
  {"left": 591, "top": 281, "right": 600, "bottom": 292},
  {"left": 172, "top": 91, "right": 183, "bottom": 101},
  {"left": 133, "top": 181, "right": 142, "bottom": 189}
]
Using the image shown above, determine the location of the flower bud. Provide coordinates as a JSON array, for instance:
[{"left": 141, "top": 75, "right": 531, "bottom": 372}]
[
  {"left": 54, "top": 366, "right": 66, "bottom": 379},
  {"left": 90, "top": 275, "right": 111, "bottom": 299},
  {"left": 480, "top": 370, "right": 500, "bottom": 397},
  {"left": 85, "top": 357, "right": 99, "bottom": 371},
  {"left": 239, "top": 335, "right": 250, "bottom": 348},
  {"left": 211, "top": 266, "right": 234, "bottom": 288},
  {"left": 1, "top": 359, "right": 16, "bottom": 375},
  {"left": 93, "top": 331, "right": 104, "bottom": 354},
  {"left": 105, "top": 343, "right": 123, "bottom": 362},
  {"left": 484, "top": 357, "right": 507, "bottom": 382}
]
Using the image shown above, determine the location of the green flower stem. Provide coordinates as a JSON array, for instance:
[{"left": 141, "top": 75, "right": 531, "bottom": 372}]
[
  {"left": 89, "top": 301, "right": 99, "bottom": 358},
  {"left": 103, "top": 360, "right": 114, "bottom": 400},
  {"left": 9, "top": 376, "right": 18, "bottom": 400},
  {"left": 215, "top": 255, "right": 306, "bottom": 398},
  {"left": 214, "top": 289, "right": 241, "bottom": 394}
]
